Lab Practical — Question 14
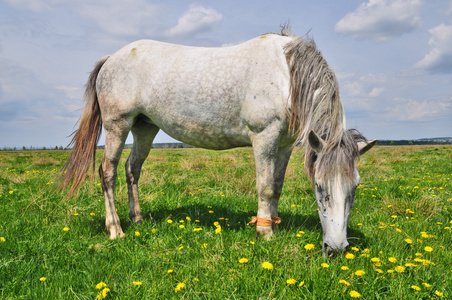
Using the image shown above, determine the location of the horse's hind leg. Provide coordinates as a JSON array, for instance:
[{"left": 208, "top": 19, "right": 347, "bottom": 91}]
[
  {"left": 125, "top": 118, "right": 159, "bottom": 223},
  {"left": 100, "top": 121, "right": 130, "bottom": 239}
]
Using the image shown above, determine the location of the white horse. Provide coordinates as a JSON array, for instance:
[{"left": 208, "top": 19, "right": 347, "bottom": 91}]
[{"left": 61, "top": 31, "right": 375, "bottom": 253}]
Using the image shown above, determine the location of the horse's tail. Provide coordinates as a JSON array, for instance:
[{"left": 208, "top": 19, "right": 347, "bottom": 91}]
[{"left": 59, "top": 55, "right": 110, "bottom": 197}]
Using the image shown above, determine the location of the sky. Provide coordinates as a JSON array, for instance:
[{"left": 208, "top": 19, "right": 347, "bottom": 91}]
[{"left": 0, "top": 0, "right": 451, "bottom": 149}]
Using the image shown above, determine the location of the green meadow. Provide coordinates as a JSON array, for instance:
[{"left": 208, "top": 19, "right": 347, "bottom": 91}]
[{"left": 0, "top": 145, "right": 450, "bottom": 299}]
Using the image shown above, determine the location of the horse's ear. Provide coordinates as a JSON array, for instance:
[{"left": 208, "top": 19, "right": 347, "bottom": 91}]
[
  {"left": 358, "top": 139, "right": 377, "bottom": 156},
  {"left": 308, "top": 130, "right": 325, "bottom": 153}
]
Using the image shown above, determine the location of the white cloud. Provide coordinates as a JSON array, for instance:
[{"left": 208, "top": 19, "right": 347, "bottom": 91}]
[
  {"left": 335, "top": 0, "right": 423, "bottom": 41},
  {"left": 415, "top": 23, "right": 452, "bottom": 74},
  {"left": 167, "top": 4, "right": 222, "bottom": 37}
]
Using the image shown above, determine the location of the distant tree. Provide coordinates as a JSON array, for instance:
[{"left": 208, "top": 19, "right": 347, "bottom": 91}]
[
  {"left": 23, "top": 146, "right": 26, "bottom": 150},
  {"left": 59, "top": 146, "right": 63, "bottom": 150},
  {"left": 43, "top": 146, "right": 47, "bottom": 150}
]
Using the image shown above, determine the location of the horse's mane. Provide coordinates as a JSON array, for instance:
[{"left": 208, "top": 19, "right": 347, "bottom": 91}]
[{"left": 284, "top": 36, "right": 366, "bottom": 183}]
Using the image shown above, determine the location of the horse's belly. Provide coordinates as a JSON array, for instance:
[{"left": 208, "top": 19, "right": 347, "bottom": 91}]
[{"left": 145, "top": 103, "right": 251, "bottom": 150}]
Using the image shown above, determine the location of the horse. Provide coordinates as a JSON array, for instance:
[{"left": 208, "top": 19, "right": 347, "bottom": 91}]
[{"left": 60, "top": 31, "right": 376, "bottom": 253}]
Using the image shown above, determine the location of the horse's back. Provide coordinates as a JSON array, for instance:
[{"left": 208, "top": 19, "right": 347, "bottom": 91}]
[{"left": 96, "top": 34, "right": 293, "bottom": 149}]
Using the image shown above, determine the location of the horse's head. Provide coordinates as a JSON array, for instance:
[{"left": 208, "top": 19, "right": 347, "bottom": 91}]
[{"left": 307, "top": 130, "right": 376, "bottom": 254}]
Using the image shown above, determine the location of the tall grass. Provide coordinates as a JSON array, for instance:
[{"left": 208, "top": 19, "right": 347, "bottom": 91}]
[{"left": 0, "top": 146, "right": 450, "bottom": 299}]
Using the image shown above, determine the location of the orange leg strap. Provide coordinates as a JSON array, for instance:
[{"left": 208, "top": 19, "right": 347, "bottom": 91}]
[{"left": 247, "top": 216, "right": 281, "bottom": 226}]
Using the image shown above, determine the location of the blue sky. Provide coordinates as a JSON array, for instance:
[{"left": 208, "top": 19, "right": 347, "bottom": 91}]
[{"left": 0, "top": 0, "right": 451, "bottom": 148}]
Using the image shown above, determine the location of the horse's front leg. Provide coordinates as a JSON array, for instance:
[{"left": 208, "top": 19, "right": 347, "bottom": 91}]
[{"left": 251, "top": 128, "right": 293, "bottom": 239}]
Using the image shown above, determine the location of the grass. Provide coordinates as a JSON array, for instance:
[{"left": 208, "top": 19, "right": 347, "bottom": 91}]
[{"left": 0, "top": 145, "right": 450, "bottom": 299}]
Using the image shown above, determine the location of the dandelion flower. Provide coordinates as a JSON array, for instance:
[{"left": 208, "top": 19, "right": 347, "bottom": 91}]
[
  {"left": 239, "top": 258, "right": 248, "bottom": 264},
  {"left": 167, "top": 219, "right": 173, "bottom": 224},
  {"left": 394, "top": 266, "right": 405, "bottom": 273},
  {"left": 299, "top": 281, "right": 305, "bottom": 287},
  {"left": 411, "top": 285, "right": 421, "bottom": 291},
  {"left": 339, "top": 279, "right": 350, "bottom": 286},
  {"left": 424, "top": 246, "right": 433, "bottom": 252},
  {"left": 96, "top": 282, "right": 107, "bottom": 289},
  {"left": 63, "top": 227, "right": 69, "bottom": 232},
  {"left": 179, "top": 225, "right": 185, "bottom": 229},
  {"left": 371, "top": 257, "right": 380, "bottom": 263},
  {"left": 345, "top": 252, "right": 355, "bottom": 259},
  {"left": 351, "top": 246, "right": 359, "bottom": 252},
  {"left": 186, "top": 216, "right": 191, "bottom": 221},
  {"left": 215, "top": 226, "right": 221, "bottom": 234},
  {"left": 405, "top": 238, "right": 412, "bottom": 244},
  {"left": 193, "top": 227, "right": 202, "bottom": 232},
  {"left": 97, "top": 288, "right": 110, "bottom": 299},
  {"left": 321, "top": 263, "right": 329, "bottom": 268},
  {"left": 349, "top": 290, "right": 361, "bottom": 298},
  {"left": 435, "top": 291, "right": 444, "bottom": 297},
  {"left": 167, "top": 269, "right": 173, "bottom": 274},
  {"left": 133, "top": 281, "right": 142, "bottom": 286},
  {"left": 201, "top": 243, "right": 207, "bottom": 248},
  {"left": 262, "top": 261, "right": 273, "bottom": 270},
  {"left": 354, "top": 270, "right": 365, "bottom": 276},
  {"left": 39, "top": 277, "right": 46, "bottom": 282},
  {"left": 286, "top": 278, "right": 297, "bottom": 285},
  {"left": 135, "top": 231, "right": 140, "bottom": 236},
  {"left": 341, "top": 266, "right": 349, "bottom": 271},
  {"left": 0, "top": 237, "right": 5, "bottom": 242},
  {"left": 376, "top": 269, "right": 384, "bottom": 273},
  {"left": 422, "top": 283, "right": 431, "bottom": 288},
  {"left": 388, "top": 257, "right": 397, "bottom": 263},
  {"left": 175, "top": 282, "right": 185, "bottom": 292},
  {"left": 304, "top": 243, "right": 315, "bottom": 250}
]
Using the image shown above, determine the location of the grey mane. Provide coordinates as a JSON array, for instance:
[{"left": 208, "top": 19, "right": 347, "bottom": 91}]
[{"left": 284, "top": 36, "right": 366, "bottom": 183}]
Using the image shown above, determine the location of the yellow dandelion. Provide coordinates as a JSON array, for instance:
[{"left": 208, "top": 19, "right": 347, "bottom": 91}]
[
  {"left": 39, "top": 277, "right": 46, "bottom": 282},
  {"left": 349, "top": 290, "right": 361, "bottom": 298},
  {"left": 339, "top": 279, "right": 350, "bottom": 286},
  {"left": 376, "top": 269, "right": 384, "bottom": 273},
  {"left": 371, "top": 257, "right": 380, "bottom": 263},
  {"left": 262, "top": 261, "right": 273, "bottom": 270},
  {"left": 179, "top": 225, "right": 185, "bottom": 229},
  {"left": 97, "top": 287, "right": 110, "bottom": 299},
  {"left": 405, "top": 238, "right": 413, "bottom": 244},
  {"left": 321, "top": 263, "right": 330, "bottom": 268},
  {"left": 167, "top": 269, "right": 173, "bottom": 274},
  {"left": 174, "top": 282, "right": 185, "bottom": 293},
  {"left": 304, "top": 243, "right": 315, "bottom": 250},
  {"left": 435, "top": 291, "right": 444, "bottom": 297},
  {"left": 239, "top": 258, "right": 249, "bottom": 264},
  {"left": 394, "top": 266, "right": 405, "bottom": 273},
  {"left": 354, "top": 270, "right": 365, "bottom": 276},
  {"left": 90, "top": 212, "right": 95, "bottom": 216},
  {"left": 167, "top": 219, "right": 173, "bottom": 224},
  {"left": 387, "top": 269, "right": 394, "bottom": 273},
  {"left": 215, "top": 226, "right": 221, "bottom": 234},
  {"left": 424, "top": 246, "right": 433, "bottom": 252},
  {"left": 133, "top": 281, "right": 142, "bottom": 286},
  {"left": 388, "top": 257, "right": 397, "bottom": 263},
  {"left": 411, "top": 285, "right": 421, "bottom": 291},
  {"left": 74, "top": 213, "right": 79, "bottom": 216},
  {"left": 186, "top": 216, "right": 191, "bottom": 221},
  {"left": 1, "top": 237, "right": 6, "bottom": 242},
  {"left": 193, "top": 227, "right": 202, "bottom": 232},
  {"left": 351, "top": 246, "right": 359, "bottom": 252},
  {"left": 422, "top": 283, "right": 431, "bottom": 288},
  {"left": 286, "top": 278, "right": 297, "bottom": 285},
  {"left": 135, "top": 231, "right": 140, "bottom": 236},
  {"left": 96, "top": 282, "right": 107, "bottom": 289},
  {"left": 201, "top": 243, "right": 207, "bottom": 248},
  {"left": 345, "top": 252, "right": 355, "bottom": 259},
  {"left": 341, "top": 266, "right": 349, "bottom": 271},
  {"left": 63, "top": 227, "right": 69, "bottom": 232}
]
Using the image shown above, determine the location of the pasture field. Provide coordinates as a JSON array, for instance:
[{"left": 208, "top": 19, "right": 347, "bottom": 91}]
[{"left": 0, "top": 145, "right": 451, "bottom": 299}]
